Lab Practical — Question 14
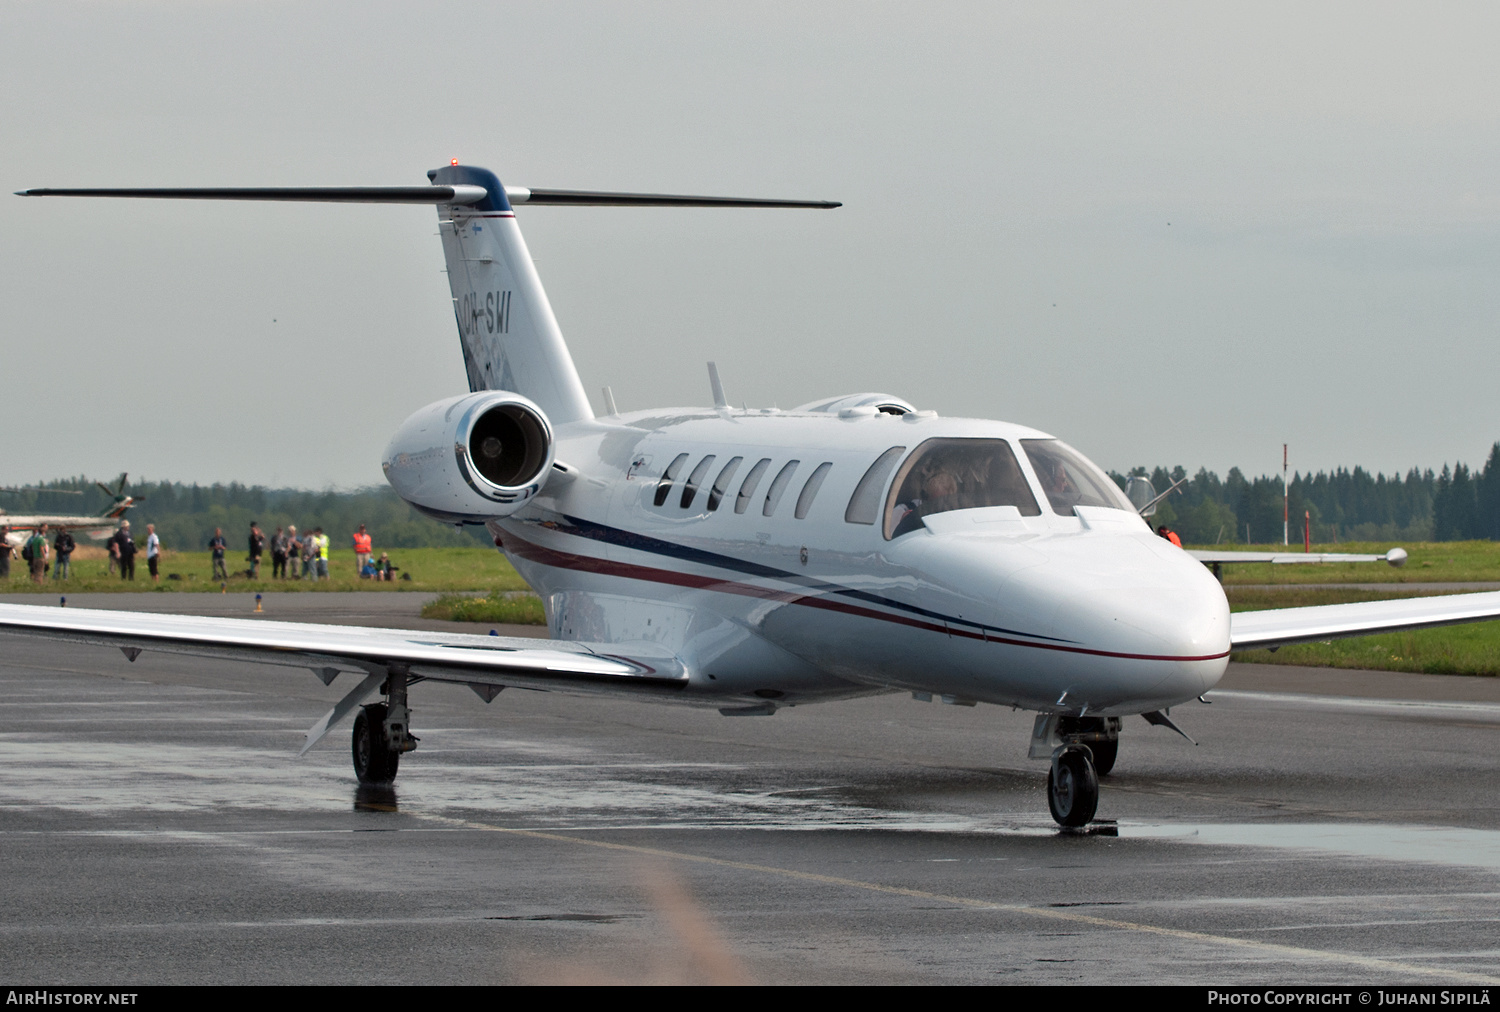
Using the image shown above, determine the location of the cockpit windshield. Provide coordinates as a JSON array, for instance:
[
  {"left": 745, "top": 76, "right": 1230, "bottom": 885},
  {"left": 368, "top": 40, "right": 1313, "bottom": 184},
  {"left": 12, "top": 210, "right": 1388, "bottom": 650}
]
[
  {"left": 1020, "top": 439, "right": 1133, "bottom": 516},
  {"left": 884, "top": 438, "right": 1040, "bottom": 539}
]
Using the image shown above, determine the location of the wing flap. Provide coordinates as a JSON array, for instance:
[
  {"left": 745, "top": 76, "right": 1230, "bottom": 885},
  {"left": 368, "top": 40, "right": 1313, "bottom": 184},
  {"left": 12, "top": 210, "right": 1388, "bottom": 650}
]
[
  {"left": 1230, "top": 591, "right": 1500, "bottom": 650},
  {"left": 0, "top": 603, "right": 688, "bottom": 693}
]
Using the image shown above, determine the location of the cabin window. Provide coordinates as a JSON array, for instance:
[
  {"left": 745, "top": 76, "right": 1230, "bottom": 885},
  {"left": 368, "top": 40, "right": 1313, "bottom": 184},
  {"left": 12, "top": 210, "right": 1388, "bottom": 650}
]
[
  {"left": 735, "top": 458, "right": 772, "bottom": 514},
  {"left": 884, "top": 438, "right": 1040, "bottom": 539},
  {"left": 707, "top": 456, "right": 743, "bottom": 512},
  {"left": 794, "top": 462, "right": 833, "bottom": 519},
  {"left": 845, "top": 446, "right": 906, "bottom": 525},
  {"left": 680, "top": 455, "right": 716, "bottom": 509},
  {"left": 763, "top": 460, "right": 801, "bottom": 517},
  {"left": 1020, "top": 439, "right": 1133, "bottom": 517},
  {"left": 653, "top": 453, "right": 691, "bottom": 507}
]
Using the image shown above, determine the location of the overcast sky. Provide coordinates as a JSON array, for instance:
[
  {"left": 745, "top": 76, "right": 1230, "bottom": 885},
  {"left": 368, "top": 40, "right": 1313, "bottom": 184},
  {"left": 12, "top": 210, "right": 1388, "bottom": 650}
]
[{"left": 4, "top": 2, "right": 1499, "bottom": 489}]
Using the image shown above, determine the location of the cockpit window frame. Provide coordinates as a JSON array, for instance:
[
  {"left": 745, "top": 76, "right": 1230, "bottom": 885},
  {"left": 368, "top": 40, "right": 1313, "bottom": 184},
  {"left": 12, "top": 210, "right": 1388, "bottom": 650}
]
[
  {"left": 882, "top": 437, "right": 1042, "bottom": 539},
  {"left": 1019, "top": 438, "right": 1134, "bottom": 517}
]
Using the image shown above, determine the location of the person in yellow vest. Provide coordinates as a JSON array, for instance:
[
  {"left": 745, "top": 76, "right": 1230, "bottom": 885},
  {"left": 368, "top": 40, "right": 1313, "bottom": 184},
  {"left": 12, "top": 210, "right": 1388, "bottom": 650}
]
[
  {"left": 352, "top": 524, "right": 372, "bottom": 576},
  {"left": 315, "top": 528, "right": 330, "bottom": 579}
]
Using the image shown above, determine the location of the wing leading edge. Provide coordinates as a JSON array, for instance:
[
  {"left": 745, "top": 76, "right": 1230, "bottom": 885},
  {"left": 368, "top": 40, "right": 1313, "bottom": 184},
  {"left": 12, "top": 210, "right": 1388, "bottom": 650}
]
[
  {"left": 1230, "top": 591, "right": 1500, "bottom": 651},
  {"left": 0, "top": 603, "right": 688, "bottom": 694},
  {"left": 1189, "top": 548, "right": 1408, "bottom": 567}
]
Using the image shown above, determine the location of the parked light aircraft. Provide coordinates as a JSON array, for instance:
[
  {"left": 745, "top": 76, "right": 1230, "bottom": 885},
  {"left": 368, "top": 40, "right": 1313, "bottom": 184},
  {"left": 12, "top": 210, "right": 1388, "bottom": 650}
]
[
  {"left": 0, "top": 474, "right": 142, "bottom": 548},
  {"left": 9, "top": 166, "right": 1500, "bottom": 827}
]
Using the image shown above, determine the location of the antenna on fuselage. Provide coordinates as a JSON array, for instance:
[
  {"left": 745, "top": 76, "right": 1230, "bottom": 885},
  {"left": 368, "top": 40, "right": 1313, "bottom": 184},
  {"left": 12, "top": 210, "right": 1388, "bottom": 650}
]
[
  {"left": 601, "top": 386, "right": 619, "bottom": 416},
  {"left": 707, "top": 362, "right": 728, "bottom": 410}
]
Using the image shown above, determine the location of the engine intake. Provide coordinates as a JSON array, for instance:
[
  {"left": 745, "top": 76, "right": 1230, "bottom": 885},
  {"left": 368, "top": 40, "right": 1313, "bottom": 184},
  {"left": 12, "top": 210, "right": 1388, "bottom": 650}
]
[{"left": 383, "top": 392, "right": 555, "bottom": 523}]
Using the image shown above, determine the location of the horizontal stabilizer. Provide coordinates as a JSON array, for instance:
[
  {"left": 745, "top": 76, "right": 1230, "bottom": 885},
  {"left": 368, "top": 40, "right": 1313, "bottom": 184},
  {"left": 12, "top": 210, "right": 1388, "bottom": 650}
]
[
  {"left": 15, "top": 185, "right": 840, "bottom": 209},
  {"left": 15, "top": 186, "right": 489, "bottom": 204},
  {"left": 505, "top": 187, "right": 839, "bottom": 208}
]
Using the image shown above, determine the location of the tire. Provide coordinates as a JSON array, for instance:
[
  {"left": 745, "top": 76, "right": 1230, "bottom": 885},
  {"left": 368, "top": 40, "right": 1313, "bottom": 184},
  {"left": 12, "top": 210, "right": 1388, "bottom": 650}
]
[
  {"left": 1047, "top": 749, "right": 1099, "bottom": 827},
  {"left": 353, "top": 703, "right": 400, "bottom": 784},
  {"left": 1090, "top": 738, "right": 1118, "bottom": 777}
]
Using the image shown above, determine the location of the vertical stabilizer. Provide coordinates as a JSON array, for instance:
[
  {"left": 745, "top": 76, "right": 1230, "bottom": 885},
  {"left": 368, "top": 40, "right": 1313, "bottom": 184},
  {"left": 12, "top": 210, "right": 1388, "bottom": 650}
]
[{"left": 429, "top": 165, "right": 593, "bottom": 424}]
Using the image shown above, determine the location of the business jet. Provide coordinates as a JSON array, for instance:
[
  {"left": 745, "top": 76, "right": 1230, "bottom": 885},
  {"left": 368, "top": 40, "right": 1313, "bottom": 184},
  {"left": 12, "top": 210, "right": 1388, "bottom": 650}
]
[
  {"left": 0, "top": 473, "right": 143, "bottom": 547},
  {"left": 10, "top": 166, "right": 1500, "bottom": 828}
]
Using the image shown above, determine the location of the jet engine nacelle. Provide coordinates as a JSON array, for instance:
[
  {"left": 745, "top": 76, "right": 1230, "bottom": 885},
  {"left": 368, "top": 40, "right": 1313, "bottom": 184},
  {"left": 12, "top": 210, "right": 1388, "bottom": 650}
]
[{"left": 382, "top": 391, "right": 554, "bottom": 524}]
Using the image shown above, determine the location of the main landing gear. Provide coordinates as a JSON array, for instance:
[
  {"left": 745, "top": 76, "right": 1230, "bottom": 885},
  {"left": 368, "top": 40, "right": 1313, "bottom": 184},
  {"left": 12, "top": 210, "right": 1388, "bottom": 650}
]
[
  {"left": 1031, "top": 715, "right": 1120, "bottom": 828},
  {"left": 352, "top": 665, "right": 419, "bottom": 784}
]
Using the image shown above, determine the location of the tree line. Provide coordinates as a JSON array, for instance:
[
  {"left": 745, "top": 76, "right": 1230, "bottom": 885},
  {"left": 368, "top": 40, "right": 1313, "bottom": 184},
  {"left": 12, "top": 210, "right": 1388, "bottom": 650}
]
[
  {"left": 1110, "top": 443, "right": 1500, "bottom": 544},
  {"left": 10, "top": 446, "right": 1500, "bottom": 550},
  {"left": 1, "top": 478, "right": 492, "bottom": 553}
]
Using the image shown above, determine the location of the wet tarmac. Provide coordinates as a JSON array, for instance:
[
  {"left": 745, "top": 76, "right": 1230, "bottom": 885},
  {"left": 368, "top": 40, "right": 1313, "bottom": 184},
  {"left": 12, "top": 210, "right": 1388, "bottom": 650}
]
[{"left": 1, "top": 593, "right": 1498, "bottom": 984}]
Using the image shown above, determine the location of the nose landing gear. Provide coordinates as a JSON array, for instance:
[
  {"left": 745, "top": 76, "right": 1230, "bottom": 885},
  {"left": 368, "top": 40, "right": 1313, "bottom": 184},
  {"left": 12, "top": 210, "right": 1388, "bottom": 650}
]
[
  {"left": 1047, "top": 746, "right": 1100, "bottom": 827},
  {"left": 1031, "top": 714, "right": 1120, "bottom": 827}
]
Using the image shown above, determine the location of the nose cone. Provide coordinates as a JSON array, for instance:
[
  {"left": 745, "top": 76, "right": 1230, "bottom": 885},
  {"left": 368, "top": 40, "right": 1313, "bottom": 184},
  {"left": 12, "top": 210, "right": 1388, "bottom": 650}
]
[
  {"left": 1005, "top": 533, "right": 1229, "bottom": 709},
  {"left": 1044, "top": 538, "right": 1228, "bottom": 658},
  {"left": 895, "top": 526, "right": 1229, "bottom": 712}
]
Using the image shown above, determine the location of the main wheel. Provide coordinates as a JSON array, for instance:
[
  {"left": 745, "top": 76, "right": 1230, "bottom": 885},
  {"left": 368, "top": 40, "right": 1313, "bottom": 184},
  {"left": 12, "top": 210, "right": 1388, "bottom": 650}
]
[
  {"left": 1047, "top": 749, "right": 1099, "bottom": 827},
  {"left": 1091, "top": 738, "right": 1118, "bottom": 777},
  {"left": 353, "top": 703, "right": 400, "bottom": 784}
]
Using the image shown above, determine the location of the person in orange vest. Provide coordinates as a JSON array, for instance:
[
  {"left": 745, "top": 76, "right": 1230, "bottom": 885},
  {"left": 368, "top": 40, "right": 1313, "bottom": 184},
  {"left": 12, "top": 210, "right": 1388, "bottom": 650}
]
[
  {"left": 352, "top": 524, "right": 373, "bottom": 576},
  {"left": 1156, "top": 525, "right": 1183, "bottom": 548}
]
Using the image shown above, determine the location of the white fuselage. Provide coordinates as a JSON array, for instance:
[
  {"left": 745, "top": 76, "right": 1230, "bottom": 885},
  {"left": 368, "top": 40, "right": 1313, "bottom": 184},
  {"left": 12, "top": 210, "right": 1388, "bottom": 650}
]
[{"left": 492, "top": 407, "right": 1231, "bottom": 717}]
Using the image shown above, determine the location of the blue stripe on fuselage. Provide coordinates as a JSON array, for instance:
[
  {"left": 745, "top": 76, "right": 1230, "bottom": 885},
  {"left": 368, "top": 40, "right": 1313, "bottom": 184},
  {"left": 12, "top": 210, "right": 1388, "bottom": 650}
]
[{"left": 522, "top": 513, "right": 1073, "bottom": 644}]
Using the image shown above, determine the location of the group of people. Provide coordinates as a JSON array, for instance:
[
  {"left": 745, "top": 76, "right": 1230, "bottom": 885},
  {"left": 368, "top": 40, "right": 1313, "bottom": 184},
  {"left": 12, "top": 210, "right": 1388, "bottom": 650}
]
[
  {"left": 208, "top": 522, "right": 398, "bottom": 581},
  {"left": 0, "top": 520, "right": 162, "bottom": 584},
  {"left": 105, "top": 520, "right": 161, "bottom": 582},
  {"left": 0, "top": 520, "right": 398, "bottom": 584}
]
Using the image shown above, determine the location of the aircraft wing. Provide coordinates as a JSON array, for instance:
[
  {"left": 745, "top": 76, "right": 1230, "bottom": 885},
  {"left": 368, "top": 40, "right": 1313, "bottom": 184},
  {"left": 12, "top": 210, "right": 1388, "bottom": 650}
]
[
  {"left": 0, "top": 516, "right": 120, "bottom": 540},
  {"left": 1188, "top": 548, "right": 1408, "bottom": 567},
  {"left": 0, "top": 603, "right": 689, "bottom": 696},
  {"left": 1230, "top": 591, "right": 1500, "bottom": 650}
]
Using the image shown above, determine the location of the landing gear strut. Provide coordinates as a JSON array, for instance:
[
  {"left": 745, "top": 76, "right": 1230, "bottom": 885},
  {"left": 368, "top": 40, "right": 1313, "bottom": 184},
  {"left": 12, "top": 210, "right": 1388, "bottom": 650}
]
[
  {"left": 1030, "top": 714, "right": 1120, "bottom": 827},
  {"left": 352, "top": 665, "right": 418, "bottom": 784}
]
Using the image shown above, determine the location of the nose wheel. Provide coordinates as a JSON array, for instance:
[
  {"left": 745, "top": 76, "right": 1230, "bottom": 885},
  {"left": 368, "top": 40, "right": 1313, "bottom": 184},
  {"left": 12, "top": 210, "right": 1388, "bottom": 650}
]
[{"left": 1047, "top": 746, "right": 1099, "bottom": 827}]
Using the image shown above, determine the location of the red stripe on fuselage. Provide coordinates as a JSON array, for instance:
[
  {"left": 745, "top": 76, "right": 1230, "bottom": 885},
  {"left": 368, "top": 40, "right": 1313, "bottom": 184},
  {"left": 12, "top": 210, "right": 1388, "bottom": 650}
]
[{"left": 499, "top": 530, "right": 1231, "bottom": 664}]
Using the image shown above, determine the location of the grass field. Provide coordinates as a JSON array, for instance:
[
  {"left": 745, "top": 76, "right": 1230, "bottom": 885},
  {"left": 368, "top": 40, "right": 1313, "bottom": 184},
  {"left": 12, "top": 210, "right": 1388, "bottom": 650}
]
[
  {"left": 0, "top": 546, "right": 532, "bottom": 595},
  {"left": 1206, "top": 540, "right": 1500, "bottom": 584},
  {"left": 1225, "top": 585, "right": 1500, "bottom": 677},
  {"left": 421, "top": 592, "right": 547, "bottom": 625}
]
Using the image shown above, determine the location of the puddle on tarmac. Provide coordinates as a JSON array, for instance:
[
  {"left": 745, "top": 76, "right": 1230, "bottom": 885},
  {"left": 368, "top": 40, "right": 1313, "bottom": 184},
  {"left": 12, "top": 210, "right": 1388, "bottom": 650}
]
[
  {"left": 7, "top": 733, "right": 1500, "bottom": 865},
  {"left": 1124, "top": 821, "right": 1500, "bottom": 871},
  {"left": 0, "top": 734, "right": 980, "bottom": 832}
]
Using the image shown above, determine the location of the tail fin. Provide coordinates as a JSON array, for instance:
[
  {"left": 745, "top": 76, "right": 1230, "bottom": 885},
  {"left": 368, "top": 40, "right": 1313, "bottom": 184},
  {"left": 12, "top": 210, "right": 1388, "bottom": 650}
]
[
  {"left": 429, "top": 165, "right": 593, "bottom": 425},
  {"left": 18, "top": 169, "right": 839, "bottom": 428}
]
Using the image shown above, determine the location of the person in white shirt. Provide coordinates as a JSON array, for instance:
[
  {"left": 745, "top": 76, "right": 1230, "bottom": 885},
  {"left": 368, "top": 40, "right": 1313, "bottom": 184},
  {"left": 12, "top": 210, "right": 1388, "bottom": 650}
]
[{"left": 145, "top": 524, "right": 162, "bottom": 584}]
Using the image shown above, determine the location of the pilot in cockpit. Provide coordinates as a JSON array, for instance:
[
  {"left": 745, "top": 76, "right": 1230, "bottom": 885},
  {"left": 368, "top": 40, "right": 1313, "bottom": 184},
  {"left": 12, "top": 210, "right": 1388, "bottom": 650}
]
[
  {"left": 890, "top": 465, "right": 959, "bottom": 537},
  {"left": 1036, "top": 456, "right": 1080, "bottom": 507}
]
